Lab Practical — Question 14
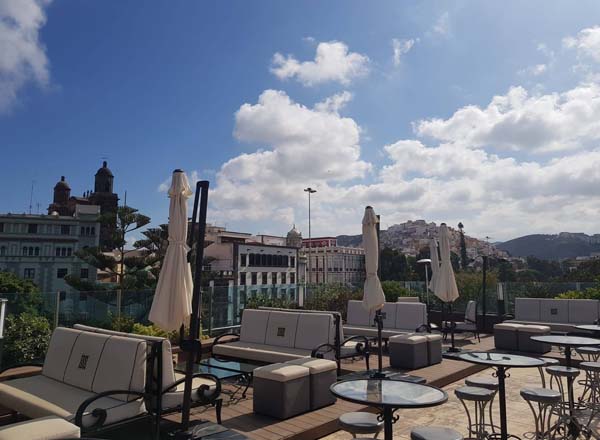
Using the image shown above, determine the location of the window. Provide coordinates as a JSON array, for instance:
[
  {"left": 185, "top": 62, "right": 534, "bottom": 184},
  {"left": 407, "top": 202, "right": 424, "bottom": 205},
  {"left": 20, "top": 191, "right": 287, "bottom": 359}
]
[
  {"left": 272, "top": 273, "right": 277, "bottom": 284},
  {"left": 80, "top": 268, "right": 89, "bottom": 279},
  {"left": 0, "top": 223, "right": 3, "bottom": 232},
  {"left": 60, "top": 225, "right": 70, "bottom": 235},
  {"left": 0, "top": 246, "right": 5, "bottom": 256},
  {"left": 290, "top": 273, "right": 295, "bottom": 284},
  {"left": 266, "top": 254, "right": 273, "bottom": 266},
  {"left": 28, "top": 247, "right": 34, "bottom": 256},
  {"left": 91, "top": 227, "right": 95, "bottom": 235},
  {"left": 290, "top": 256, "right": 295, "bottom": 267},
  {"left": 283, "top": 256, "right": 289, "bottom": 267},
  {"left": 251, "top": 272, "right": 257, "bottom": 285},
  {"left": 55, "top": 248, "right": 61, "bottom": 257},
  {"left": 240, "top": 254, "right": 247, "bottom": 266},
  {"left": 28, "top": 224, "right": 38, "bottom": 233},
  {"left": 80, "top": 227, "right": 85, "bottom": 235},
  {"left": 67, "top": 248, "right": 72, "bottom": 256},
  {"left": 249, "top": 254, "right": 255, "bottom": 266},
  {"left": 239, "top": 273, "right": 246, "bottom": 285},
  {"left": 281, "top": 273, "right": 287, "bottom": 284},
  {"left": 260, "top": 254, "right": 267, "bottom": 266},
  {"left": 61, "top": 248, "right": 67, "bottom": 257},
  {"left": 24, "top": 268, "right": 35, "bottom": 279},
  {"left": 262, "top": 273, "right": 268, "bottom": 285},
  {"left": 57, "top": 268, "right": 68, "bottom": 279},
  {"left": 22, "top": 247, "right": 27, "bottom": 256}
]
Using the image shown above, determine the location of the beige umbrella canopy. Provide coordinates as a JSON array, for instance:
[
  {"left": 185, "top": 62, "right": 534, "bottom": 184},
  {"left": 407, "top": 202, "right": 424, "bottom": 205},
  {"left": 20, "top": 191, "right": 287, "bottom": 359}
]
[
  {"left": 429, "top": 238, "right": 440, "bottom": 293},
  {"left": 361, "top": 206, "right": 385, "bottom": 313},
  {"left": 149, "top": 170, "right": 194, "bottom": 331},
  {"left": 434, "top": 223, "right": 459, "bottom": 303}
]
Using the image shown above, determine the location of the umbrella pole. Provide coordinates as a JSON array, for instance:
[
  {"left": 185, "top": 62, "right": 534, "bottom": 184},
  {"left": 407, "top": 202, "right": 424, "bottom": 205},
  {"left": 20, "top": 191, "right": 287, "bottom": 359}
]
[
  {"left": 448, "top": 302, "right": 460, "bottom": 353},
  {"left": 180, "top": 180, "right": 209, "bottom": 434},
  {"left": 371, "top": 309, "right": 385, "bottom": 378}
]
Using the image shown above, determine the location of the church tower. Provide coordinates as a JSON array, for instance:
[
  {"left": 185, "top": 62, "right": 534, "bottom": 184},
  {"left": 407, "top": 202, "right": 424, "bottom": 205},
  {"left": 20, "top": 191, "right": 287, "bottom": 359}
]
[
  {"left": 89, "top": 161, "right": 119, "bottom": 250},
  {"left": 47, "top": 176, "right": 72, "bottom": 216}
]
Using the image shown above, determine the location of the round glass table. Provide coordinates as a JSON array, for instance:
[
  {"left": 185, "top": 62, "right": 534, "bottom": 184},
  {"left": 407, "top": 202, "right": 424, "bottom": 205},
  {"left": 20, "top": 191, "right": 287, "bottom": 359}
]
[
  {"left": 530, "top": 335, "right": 600, "bottom": 437},
  {"left": 330, "top": 379, "right": 448, "bottom": 440},
  {"left": 457, "top": 352, "right": 544, "bottom": 440},
  {"left": 575, "top": 325, "right": 600, "bottom": 337}
]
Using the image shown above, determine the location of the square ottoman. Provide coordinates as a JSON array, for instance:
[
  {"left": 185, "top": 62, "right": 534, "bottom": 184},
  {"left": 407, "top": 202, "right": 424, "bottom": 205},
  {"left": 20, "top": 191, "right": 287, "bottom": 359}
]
[
  {"left": 494, "top": 323, "right": 524, "bottom": 351},
  {"left": 284, "top": 357, "right": 337, "bottom": 409},
  {"left": 423, "top": 333, "right": 443, "bottom": 365},
  {"left": 253, "top": 363, "right": 310, "bottom": 419},
  {"left": 0, "top": 416, "right": 80, "bottom": 440},
  {"left": 389, "top": 334, "right": 428, "bottom": 369},
  {"left": 518, "top": 325, "right": 551, "bottom": 353}
]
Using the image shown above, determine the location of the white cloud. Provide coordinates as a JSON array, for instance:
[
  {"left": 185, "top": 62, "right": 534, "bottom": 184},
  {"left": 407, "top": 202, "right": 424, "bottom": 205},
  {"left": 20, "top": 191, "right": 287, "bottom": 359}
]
[
  {"left": 519, "top": 63, "right": 547, "bottom": 76},
  {"left": 391, "top": 38, "right": 417, "bottom": 66},
  {"left": 563, "top": 26, "right": 600, "bottom": 63},
  {"left": 415, "top": 84, "right": 600, "bottom": 153},
  {"left": 430, "top": 12, "right": 450, "bottom": 38},
  {"left": 0, "top": 0, "right": 51, "bottom": 113},
  {"left": 314, "top": 91, "right": 353, "bottom": 114},
  {"left": 270, "top": 41, "right": 370, "bottom": 86}
]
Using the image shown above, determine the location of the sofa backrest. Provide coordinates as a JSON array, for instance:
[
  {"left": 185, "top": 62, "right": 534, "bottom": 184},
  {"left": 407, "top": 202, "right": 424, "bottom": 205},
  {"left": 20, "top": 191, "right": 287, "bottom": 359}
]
[
  {"left": 465, "top": 300, "right": 477, "bottom": 322},
  {"left": 568, "top": 299, "right": 599, "bottom": 324},
  {"left": 394, "top": 302, "right": 427, "bottom": 331},
  {"left": 396, "top": 297, "right": 421, "bottom": 302},
  {"left": 43, "top": 327, "right": 147, "bottom": 401},
  {"left": 240, "top": 309, "right": 336, "bottom": 350},
  {"left": 73, "top": 323, "right": 176, "bottom": 390},
  {"left": 514, "top": 298, "right": 541, "bottom": 321},
  {"left": 380, "top": 303, "right": 398, "bottom": 329},
  {"left": 346, "top": 300, "right": 373, "bottom": 327}
]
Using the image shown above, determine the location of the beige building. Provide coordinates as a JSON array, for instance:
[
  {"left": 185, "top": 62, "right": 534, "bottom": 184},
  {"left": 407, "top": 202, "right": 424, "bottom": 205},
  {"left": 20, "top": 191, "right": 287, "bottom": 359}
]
[{"left": 301, "top": 237, "right": 365, "bottom": 285}]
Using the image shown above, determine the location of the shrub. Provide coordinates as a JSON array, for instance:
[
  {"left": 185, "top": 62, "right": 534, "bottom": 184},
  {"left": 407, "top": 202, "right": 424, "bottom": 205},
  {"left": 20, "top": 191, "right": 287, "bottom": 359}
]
[
  {"left": 2, "top": 313, "right": 51, "bottom": 367},
  {"left": 556, "top": 287, "right": 600, "bottom": 300},
  {"left": 304, "top": 284, "right": 361, "bottom": 319},
  {"left": 244, "top": 294, "right": 297, "bottom": 311},
  {"left": 111, "top": 315, "right": 135, "bottom": 332},
  {"left": 381, "top": 281, "right": 413, "bottom": 302}
]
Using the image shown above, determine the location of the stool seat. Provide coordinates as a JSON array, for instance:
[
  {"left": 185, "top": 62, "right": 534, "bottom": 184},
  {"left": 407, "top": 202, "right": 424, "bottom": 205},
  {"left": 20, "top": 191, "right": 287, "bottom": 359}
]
[
  {"left": 580, "top": 361, "right": 600, "bottom": 372},
  {"left": 455, "top": 386, "right": 495, "bottom": 402},
  {"left": 465, "top": 377, "right": 499, "bottom": 391},
  {"left": 546, "top": 365, "right": 580, "bottom": 378},
  {"left": 339, "top": 412, "right": 383, "bottom": 435},
  {"left": 520, "top": 387, "right": 561, "bottom": 404},
  {"left": 411, "top": 426, "right": 464, "bottom": 440},
  {"left": 538, "top": 357, "right": 559, "bottom": 366},
  {"left": 576, "top": 346, "right": 600, "bottom": 355}
]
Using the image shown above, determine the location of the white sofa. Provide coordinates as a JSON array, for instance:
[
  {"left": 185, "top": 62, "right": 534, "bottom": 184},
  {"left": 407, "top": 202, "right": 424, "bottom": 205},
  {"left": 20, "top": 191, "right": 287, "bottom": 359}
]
[
  {"left": 0, "top": 327, "right": 148, "bottom": 433},
  {"left": 506, "top": 298, "right": 600, "bottom": 333},
  {"left": 212, "top": 309, "right": 369, "bottom": 374},
  {"left": 73, "top": 324, "right": 222, "bottom": 423},
  {"left": 0, "top": 415, "right": 80, "bottom": 440},
  {"left": 343, "top": 300, "right": 429, "bottom": 339}
]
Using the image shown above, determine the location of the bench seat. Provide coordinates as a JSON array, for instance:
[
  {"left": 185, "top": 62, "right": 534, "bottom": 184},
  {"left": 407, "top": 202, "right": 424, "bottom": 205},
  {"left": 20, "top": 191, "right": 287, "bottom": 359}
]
[
  {"left": 341, "top": 325, "right": 410, "bottom": 339},
  {"left": 0, "top": 415, "right": 80, "bottom": 440},
  {"left": 506, "top": 320, "right": 579, "bottom": 334},
  {"left": 0, "top": 375, "right": 145, "bottom": 429},
  {"left": 213, "top": 341, "right": 312, "bottom": 363}
]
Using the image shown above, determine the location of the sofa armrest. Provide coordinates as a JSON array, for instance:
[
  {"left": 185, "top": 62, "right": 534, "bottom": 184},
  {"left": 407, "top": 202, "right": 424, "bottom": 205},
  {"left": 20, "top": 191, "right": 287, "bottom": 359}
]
[
  {"left": 311, "top": 343, "right": 336, "bottom": 359},
  {"left": 0, "top": 362, "right": 44, "bottom": 376},
  {"left": 341, "top": 335, "right": 370, "bottom": 355},
  {"left": 74, "top": 389, "right": 147, "bottom": 430},
  {"left": 164, "top": 373, "right": 221, "bottom": 403},
  {"left": 212, "top": 332, "right": 240, "bottom": 346}
]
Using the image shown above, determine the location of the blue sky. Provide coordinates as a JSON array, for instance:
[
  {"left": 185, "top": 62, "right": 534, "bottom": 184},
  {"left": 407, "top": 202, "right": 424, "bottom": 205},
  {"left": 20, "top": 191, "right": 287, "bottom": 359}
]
[{"left": 2, "top": 1, "right": 600, "bottom": 241}]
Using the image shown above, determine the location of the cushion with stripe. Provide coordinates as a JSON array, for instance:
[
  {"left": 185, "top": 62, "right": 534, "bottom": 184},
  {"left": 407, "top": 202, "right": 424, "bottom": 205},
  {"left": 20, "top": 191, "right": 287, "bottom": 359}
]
[
  {"left": 42, "top": 328, "right": 82, "bottom": 382},
  {"left": 62, "top": 332, "right": 109, "bottom": 392},
  {"left": 294, "top": 313, "right": 335, "bottom": 350}
]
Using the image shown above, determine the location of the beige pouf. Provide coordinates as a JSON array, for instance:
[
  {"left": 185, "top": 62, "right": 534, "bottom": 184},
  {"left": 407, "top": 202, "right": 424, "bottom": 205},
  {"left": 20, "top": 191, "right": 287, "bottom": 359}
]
[
  {"left": 389, "top": 334, "right": 429, "bottom": 369},
  {"left": 518, "top": 325, "right": 551, "bottom": 353},
  {"left": 284, "top": 357, "right": 337, "bottom": 409},
  {"left": 0, "top": 416, "right": 80, "bottom": 440},
  {"left": 253, "top": 363, "right": 310, "bottom": 419},
  {"left": 494, "top": 323, "right": 525, "bottom": 351},
  {"left": 423, "top": 333, "right": 443, "bottom": 365}
]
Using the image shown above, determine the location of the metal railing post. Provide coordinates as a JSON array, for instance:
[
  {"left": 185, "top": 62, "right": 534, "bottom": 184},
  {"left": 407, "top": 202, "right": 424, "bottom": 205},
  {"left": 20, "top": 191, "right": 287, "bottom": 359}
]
[{"left": 54, "top": 291, "right": 60, "bottom": 329}]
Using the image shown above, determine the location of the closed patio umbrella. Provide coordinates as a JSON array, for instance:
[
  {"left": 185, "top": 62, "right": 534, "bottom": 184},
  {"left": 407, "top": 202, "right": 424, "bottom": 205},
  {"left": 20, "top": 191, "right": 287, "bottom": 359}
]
[
  {"left": 361, "top": 206, "right": 385, "bottom": 377},
  {"left": 434, "top": 223, "right": 460, "bottom": 351},
  {"left": 149, "top": 170, "right": 194, "bottom": 331},
  {"left": 429, "top": 238, "right": 440, "bottom": 294}
]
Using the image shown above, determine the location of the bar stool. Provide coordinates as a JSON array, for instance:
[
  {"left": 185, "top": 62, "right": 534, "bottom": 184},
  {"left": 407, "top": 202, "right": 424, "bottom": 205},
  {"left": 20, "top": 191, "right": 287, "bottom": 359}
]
[
  {"left": 411, "top": 426, "right": 464, "bottom": 440},
  {"left": 464, "top": 377, "right": 499, "bottom": 434},
  {"left": 455, "top": 386, "right": 495, "bottom": 440},
  {"left": 578, "top": 361, "right": 600, "bottom": 432},
  {"left": 338, "top": 411, "right": 384, "bottom": 438},
  {"left": 520, "top": 387, "right": 562, "bottom": 440},
  {"left": 576, "top": 346, "right": 600, "bottom": 362},
  {"left": 537, "top": 357, "right": 559, "bottom": 388}
]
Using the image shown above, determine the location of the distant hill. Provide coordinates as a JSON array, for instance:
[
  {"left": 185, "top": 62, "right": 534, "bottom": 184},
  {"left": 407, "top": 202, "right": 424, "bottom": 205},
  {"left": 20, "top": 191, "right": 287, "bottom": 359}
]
[
  {"left": 497, "top": 233, "right": 600, "bottom": 260},
  {"left": 336, "top": 234, "right": 363, "bottom": 247}
]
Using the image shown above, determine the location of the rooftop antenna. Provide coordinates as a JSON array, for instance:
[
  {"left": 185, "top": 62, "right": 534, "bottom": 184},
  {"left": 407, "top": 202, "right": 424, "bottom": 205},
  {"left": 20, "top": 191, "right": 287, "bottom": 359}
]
[
  {"left": 28, "top": 180, "right": 35, "bottom": 214},
  {"left": 123, "top": 190, "right": 127, "bottom": 208},
  {"left": 36, "top": 202, "right": 40, "bottom": 214}
]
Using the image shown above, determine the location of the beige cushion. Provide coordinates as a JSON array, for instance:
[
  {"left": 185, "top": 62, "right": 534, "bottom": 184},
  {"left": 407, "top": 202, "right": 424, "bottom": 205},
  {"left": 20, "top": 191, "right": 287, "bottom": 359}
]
[
  {"left": 161, "top": 373, "right": 218, "bottom": 409},
  {"left": 423, "top": 333, "right": 443, "bottom": 341},
  {"left": 294, "top": 313, "right": 335, "bottom": 350},
  {"left": 73, "top": 324, "right": 176, "bottom": 391},
  {"left": 92, "top": 336, "right": 147, "bottom": 401},
  {"left": 0, "top": 375, "right": 145, "bottom": 429},
  {"left": 395, "top": 303, "right": 427, "bottom": 331},
  {"left": 239, "top": 309, "right": 269, "bottom": 344},
  {"left": 495, "top": 323, "right": 525, "bottom": 330},
  {"left": 568, "top": 300, "right": 599, "bottom": 324},
  {"left": 212, "top": 341, "right": 311, "bottom": 363},
  {"left": 396, "top": 297, "right": 421, "bottom": 302},
  {"left": 63, "top": 332, "right": 108, "bottom": 391},
  {"left": 0, "top": 415, "right": 80, "bottom": 440},
  {"left": 380, "top": 303, "right": 398, "bottom": 329},
  {"left": 284, "top": 357, "right": 337, "bottom": 374},
  {"left": 540, "top": 300, "right": 568, "bottom": 323},
  {"left": 520, "top": 325, "right": 551, "bottom": 334},
  {"left": 264, "top": 311, "right": 299, "bottom": 348},
  {"left": 389, "top": 334, "right": 427, "bottom": 344},
  {"left": 347, "top": 300, "right": 372, "bottom": 327},
  {"left": 254, "top": 364, "right": 309, "bottom": 381},
  {"left": 42, "top": 328, "right": 81, "bottom": 382},
  {"left": 343, "top": 325, "right": 410, "bottom": 339}
]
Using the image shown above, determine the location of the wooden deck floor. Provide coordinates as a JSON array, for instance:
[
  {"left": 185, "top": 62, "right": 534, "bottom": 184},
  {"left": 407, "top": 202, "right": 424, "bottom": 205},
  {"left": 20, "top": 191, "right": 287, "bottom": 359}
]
[{"left": 166, "top": 334, "right": 497, "bottom": 440}]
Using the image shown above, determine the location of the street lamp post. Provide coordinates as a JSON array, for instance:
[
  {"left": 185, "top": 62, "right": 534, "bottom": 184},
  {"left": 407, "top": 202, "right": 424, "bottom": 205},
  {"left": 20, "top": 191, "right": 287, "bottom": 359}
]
[
  {"left": 304, "top": 188, "right": 316, "bottom": 286},
  {"left": 417, "top": 258, "right": 432, "bottom": 307}
]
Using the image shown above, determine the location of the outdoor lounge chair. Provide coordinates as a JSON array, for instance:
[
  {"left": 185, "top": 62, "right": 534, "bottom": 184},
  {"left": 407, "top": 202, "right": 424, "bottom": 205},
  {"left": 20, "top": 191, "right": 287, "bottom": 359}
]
[
  {"left": 72, "top": 324, "right": 223, "bottom": 424},
  {"left": 212, "top": 308, "right": 369, "bottom": 375},
  {"left": 449, "top": 300, "right": 480, "bottom": 342}
]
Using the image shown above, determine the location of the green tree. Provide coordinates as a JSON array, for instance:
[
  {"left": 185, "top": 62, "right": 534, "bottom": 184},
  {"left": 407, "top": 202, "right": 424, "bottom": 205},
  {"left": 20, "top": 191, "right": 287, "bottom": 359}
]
[
  {"left": 458, "top": 222, "right": 469, "bottom": 270},
  {"left": 497, "top": 261, "right": 516, "bottom": 282},
  {"left": 71, "top": 205, "right": 151, "bottom": 291},
  {"left": 3, "top": 313, "right": 52, "bottom": 367},
  {"left": 381, "top": 280, "right": 412, "bottom": 302},
  {"left": 133, "top": 224, "right": 169, "bottom": 279},
  {"left": 526, "top": 256, "right": 563, "bottom": 281},
  {"left": 0, "top": 271, "right": 43, "bottom": 316},
  {"left": 563, "top": 259, "right": 600, "bottom": 282}
]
